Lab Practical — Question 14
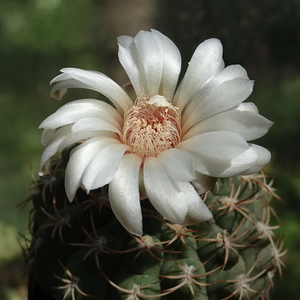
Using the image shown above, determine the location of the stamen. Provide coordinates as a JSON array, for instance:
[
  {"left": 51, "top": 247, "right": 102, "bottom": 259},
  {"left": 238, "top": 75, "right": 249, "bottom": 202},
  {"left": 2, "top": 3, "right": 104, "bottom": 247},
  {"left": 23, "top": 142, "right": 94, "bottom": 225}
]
[{"left": 123, "top": 94, "right": 181, "bottom": 159}]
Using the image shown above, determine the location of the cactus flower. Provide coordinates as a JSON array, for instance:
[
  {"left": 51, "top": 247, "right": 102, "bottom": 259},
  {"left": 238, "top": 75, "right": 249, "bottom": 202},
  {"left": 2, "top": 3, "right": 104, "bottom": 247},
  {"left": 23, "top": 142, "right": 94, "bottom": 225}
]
[{"left": 39, "top": 29, "right": 272, "bottom": 236}]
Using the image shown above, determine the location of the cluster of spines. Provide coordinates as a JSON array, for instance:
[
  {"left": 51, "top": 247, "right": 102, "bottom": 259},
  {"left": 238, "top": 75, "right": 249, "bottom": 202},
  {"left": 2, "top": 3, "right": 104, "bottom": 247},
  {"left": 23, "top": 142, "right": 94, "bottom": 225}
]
[{"left": 22, "top": 157, "right": 286, "bottom": 300}]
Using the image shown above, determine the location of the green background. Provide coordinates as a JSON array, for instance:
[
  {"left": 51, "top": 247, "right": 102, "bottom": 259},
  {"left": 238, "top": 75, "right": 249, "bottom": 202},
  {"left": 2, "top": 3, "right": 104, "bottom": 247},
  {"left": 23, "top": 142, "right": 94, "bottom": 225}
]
[{"left": 0, "top": 0, "right": 299, "bottom": 299}]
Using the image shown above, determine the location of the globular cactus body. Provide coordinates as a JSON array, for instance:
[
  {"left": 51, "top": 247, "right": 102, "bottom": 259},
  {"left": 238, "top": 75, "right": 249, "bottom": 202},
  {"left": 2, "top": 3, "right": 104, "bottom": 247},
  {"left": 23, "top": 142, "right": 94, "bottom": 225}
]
[{"left": 24, "top": 150, "right": 284, "bottom": 300}]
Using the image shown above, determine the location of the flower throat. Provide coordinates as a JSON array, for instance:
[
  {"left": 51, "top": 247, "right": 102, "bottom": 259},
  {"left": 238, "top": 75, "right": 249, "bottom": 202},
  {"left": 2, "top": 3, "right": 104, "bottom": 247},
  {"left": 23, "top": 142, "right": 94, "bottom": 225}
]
[{"left": 123, "top": 94, "right": 181, "bottom": 159}]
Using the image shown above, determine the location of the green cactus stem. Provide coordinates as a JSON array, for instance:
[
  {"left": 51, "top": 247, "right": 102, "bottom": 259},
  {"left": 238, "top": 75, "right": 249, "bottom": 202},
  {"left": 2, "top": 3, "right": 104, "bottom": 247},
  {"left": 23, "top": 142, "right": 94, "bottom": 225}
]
[{"left": 23, "top": 149, "right": 285, "bottom": 300}]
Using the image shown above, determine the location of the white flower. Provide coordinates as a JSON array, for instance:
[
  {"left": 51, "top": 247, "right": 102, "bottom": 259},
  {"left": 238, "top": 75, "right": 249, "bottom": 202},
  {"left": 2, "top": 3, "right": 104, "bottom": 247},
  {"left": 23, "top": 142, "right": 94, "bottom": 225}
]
[{"left": 39, "top": 29, "right": 273, "bottom": 236}]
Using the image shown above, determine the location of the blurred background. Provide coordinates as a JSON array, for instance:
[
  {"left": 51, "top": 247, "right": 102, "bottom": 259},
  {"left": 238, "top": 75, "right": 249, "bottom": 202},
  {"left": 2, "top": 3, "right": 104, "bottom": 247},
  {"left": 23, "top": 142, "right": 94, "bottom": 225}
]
[{"left": 0, "top": 0, "right": 299, "bottom": 299}]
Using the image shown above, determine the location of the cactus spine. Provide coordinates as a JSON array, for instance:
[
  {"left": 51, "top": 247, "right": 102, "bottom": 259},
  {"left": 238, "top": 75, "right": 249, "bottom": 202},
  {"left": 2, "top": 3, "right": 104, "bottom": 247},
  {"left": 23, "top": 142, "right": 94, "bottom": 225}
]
[{"left": 23, "top": 148, "right": 285, "bottom": 300}]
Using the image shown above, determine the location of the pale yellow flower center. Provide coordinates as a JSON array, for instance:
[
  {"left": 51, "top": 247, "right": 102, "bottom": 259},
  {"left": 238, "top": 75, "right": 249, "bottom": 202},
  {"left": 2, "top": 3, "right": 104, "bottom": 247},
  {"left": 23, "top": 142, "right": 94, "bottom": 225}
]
[{"left": 123, "top": 94, "right": 181, "bottom": 159}]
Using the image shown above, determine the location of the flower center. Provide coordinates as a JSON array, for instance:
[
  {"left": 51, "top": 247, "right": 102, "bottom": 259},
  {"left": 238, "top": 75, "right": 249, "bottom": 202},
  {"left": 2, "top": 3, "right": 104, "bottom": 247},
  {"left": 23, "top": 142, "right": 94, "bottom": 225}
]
[{"left": 123, "top": 94, "right": 181, "bottom": 159}]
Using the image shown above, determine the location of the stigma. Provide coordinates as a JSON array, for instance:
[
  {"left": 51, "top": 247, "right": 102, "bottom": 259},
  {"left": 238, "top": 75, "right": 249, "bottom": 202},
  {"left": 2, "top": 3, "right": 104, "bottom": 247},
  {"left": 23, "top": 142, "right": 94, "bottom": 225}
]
[{"left": 123, "top": 94, "right": 181, "bottom": 159}]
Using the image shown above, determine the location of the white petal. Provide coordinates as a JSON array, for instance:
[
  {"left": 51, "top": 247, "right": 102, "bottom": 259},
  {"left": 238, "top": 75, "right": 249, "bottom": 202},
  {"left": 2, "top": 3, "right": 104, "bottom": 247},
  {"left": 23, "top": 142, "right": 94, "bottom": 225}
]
[
  {"left": 182, "top": 77, "right": 254, "bottom": 134},
  {"left": 206, "top": 64, "right": 250, "bottom": 84},
  {"left": 235, "top": 102, "right": 259, "bottom": 113},
  {"left": 118, "top": 30, "right": 181, "bottom": 98},
  {"left": 50, "top": 68, "right": 132, "bottom": 113},
  {"left": 144, "top": 157, "right": 188, "bottom": 223},
  {"left": 40, "top": 128, "right": 56, "bottom": 146},
  {"left": 181, "top": 65, "right": 252, "bottom": 126},
  {"left": 191, "top": 172, "right": 218, "bottom": 195},
  {"left": 173, "top": 38, "right": 224, "bottom": 109},
  {"left": 109, "top": 154, "right": 143, "bottom": 236},
  {"left": 183, "top": 110, "right": 273, "bottom": 141},
  {"left": 178, "top": 131, "right": 249, "bottom": 160},
  {"left": 150, "top": 29, "right": 181, "bottom": 99},
  {"left": 183, "top": 149, "right": 233, "bottom": 177},
  {"left": 117, "top": 36, "right": 141, "bottom": 96},
  {"left": 71, "top": 118, "right": 121, "bottom": 135},
  {"left": 50, "top": 78, "right": 91, "bottom": 100},
  {"left": 65, "top": 137, "right": 120, "bottom": 200},
  {"left": 39, "top": 161, "right": 51, "bottom": 176},
  {"left": 184, "top": 144, "right": 267, "bottom": 178},
  {"left": 157, "top": 148, "right": 196, "bottom": 182},
  {"left": 218, "top": 147, "right": 259, "bottom": 177},
  {"left": 131, "top": 30, "right": 164, "bottom": 96},
  {"left": 144, "top": 157, "right": 212, "bottom": 224},
  {"left": 39, "top": 99, "right": 122, "bottom": 130},
  {"left": 82, "top": 143, "right": 129, "bottom": 192},
  {"left": 177, "top": 132, "right": 252, "bottom": 177},
  {"left": 39, "top": 125, "right": 99, "bottom": 172},
  {"left": 240, "top": 144, "right": 271, "bottom": 175},
  {"left": 176, "top": 181, "right": 213, "bottom": 225}
]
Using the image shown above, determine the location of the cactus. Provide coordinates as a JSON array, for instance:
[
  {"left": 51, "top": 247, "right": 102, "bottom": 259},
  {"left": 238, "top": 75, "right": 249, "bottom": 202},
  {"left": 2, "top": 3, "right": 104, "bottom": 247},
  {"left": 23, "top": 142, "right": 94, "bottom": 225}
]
[
  {"left": 23, "top": 147, "right": 285, "bottom": 300},
  {"left": 23, "top": 29, "right": 283, "bottom": 299}
]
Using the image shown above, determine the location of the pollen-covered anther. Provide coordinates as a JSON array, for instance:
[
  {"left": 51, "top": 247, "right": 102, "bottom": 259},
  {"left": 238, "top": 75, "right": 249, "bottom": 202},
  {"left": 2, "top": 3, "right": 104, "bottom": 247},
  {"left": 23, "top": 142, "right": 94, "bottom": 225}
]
[{"left": 123, "top": 94, "right": 181, "bottom": 159}]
